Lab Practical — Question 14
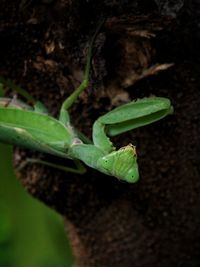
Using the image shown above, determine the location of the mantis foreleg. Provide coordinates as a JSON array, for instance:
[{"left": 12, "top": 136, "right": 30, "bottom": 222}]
[{"left": 93, "top": 97, "right": 173, "bottom": 153}]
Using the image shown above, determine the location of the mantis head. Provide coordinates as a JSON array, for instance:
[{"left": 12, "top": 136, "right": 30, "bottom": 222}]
[{"left": 97, "top": 144, "right": 139, "bottom": 183}]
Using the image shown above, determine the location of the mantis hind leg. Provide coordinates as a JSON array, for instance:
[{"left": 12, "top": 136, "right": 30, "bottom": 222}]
[
  {"left": 59, "top": 20, "right": 104, "bottom": 125},
  {"left": 17, "top": 158, "right": 86, "bottom": 174},
  {"left": 0, "top": 77, "right": 49, "bottom": 114},
  {"left": 0, "top": 77, "right": 36, "bottom": 103},
  {"left": 0, "top": 83, "right": 4, "bottom": 97}
]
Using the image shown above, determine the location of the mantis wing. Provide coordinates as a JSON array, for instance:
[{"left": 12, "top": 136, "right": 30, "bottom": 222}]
[{"left": 0, "top": 107, "right": 74, "bottom": 158}]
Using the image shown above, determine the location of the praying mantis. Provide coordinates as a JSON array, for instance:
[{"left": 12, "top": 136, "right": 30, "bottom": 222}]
[{"left": 0, "top": 24, "right": 173, "bottom": 183}]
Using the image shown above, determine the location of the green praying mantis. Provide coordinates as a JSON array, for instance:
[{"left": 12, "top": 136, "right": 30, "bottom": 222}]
[{"left": 0, "top": 25, "right": 173, "bottom": 183}]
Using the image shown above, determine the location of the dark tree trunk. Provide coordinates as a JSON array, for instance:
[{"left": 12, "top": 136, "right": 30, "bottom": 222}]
[{"left": 1, "top": 1, "right": 200, "bottom": 266}]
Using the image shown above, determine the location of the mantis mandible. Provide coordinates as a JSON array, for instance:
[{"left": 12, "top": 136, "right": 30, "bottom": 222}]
[{"left": 0, "top": 24, "right": 173, "bottom": 183}]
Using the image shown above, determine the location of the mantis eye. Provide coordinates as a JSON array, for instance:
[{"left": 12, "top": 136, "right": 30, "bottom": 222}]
[{"left": 97, "top": 144, "right": 139, "bottom": 183}]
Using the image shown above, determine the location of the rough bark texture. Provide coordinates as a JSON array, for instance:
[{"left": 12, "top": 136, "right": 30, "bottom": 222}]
[{"left": 1, "top": 1, "right": 200, "bottom": 266}]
